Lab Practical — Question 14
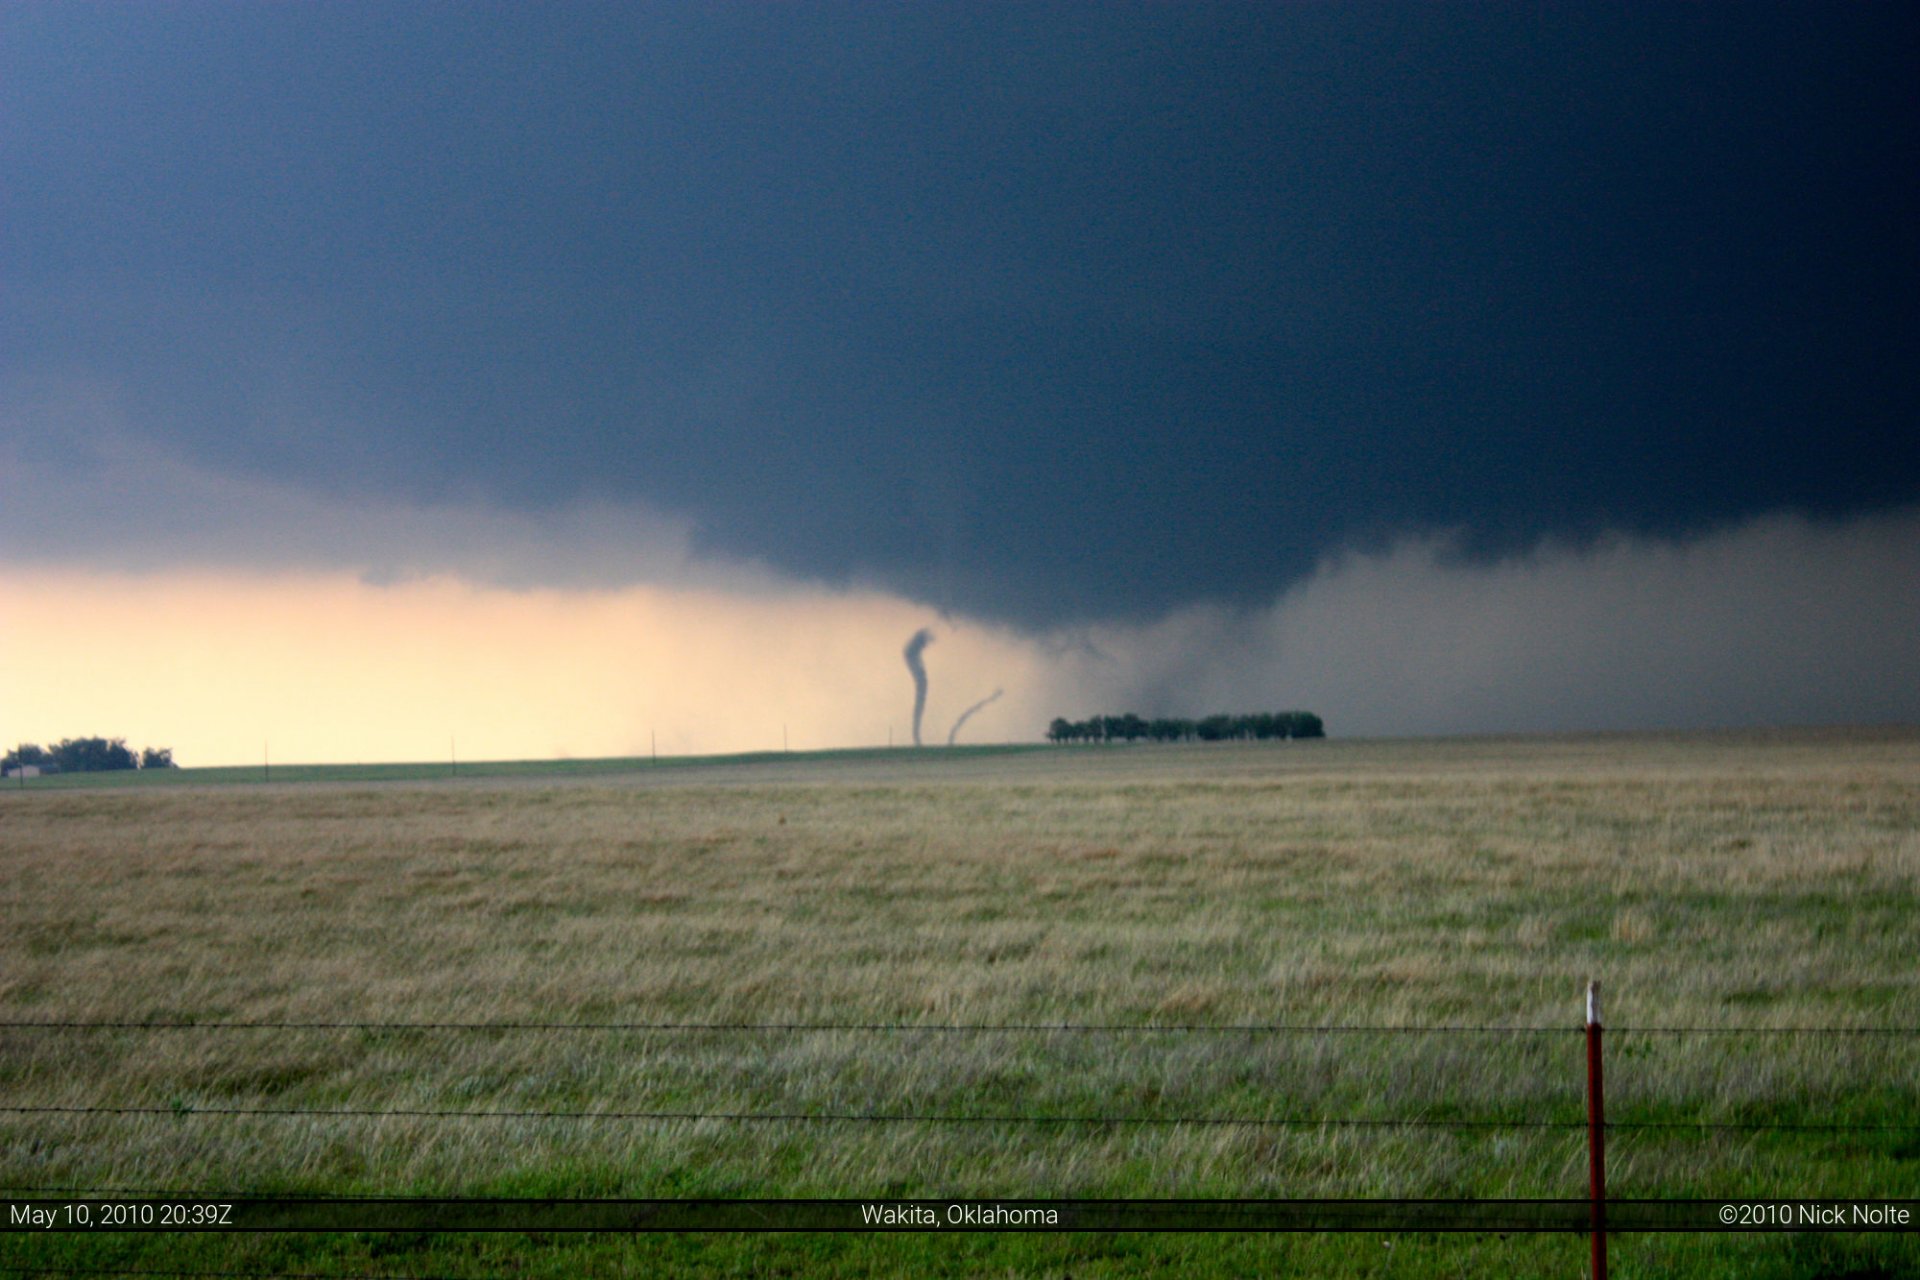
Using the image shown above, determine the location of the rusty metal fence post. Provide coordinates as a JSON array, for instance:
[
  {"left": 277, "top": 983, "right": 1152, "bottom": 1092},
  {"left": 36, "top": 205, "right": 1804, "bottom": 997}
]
[{"left": 1587, "top": 980, "right": 1607, "bottom": 1280}]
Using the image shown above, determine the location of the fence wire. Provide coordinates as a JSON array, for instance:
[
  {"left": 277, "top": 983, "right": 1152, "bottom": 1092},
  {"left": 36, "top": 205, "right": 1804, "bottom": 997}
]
[
  {"left": 3, "top": 1021, "right": 1912, "bottom": 1130},
  {"left": 0, "top": 1268, "right": 467, "bottom": 1280},
  {"left": 2, "top": 1020, "right": 1912, "bottom": 1035}
]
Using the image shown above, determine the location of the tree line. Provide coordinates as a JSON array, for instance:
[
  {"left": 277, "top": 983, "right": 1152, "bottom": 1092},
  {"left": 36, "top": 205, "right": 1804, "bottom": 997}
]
[
  {"left": 4, "top": 737, "right": 175, "bottom": 774},
  {"left": 1045, "top": 711, "right": 1324, "bottom": 744}
]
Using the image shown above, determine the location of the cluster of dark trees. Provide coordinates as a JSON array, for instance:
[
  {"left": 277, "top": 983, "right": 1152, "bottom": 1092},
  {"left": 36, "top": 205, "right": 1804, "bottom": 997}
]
[
  {"left": 4, "top": 738, "right": 176, "bottom": 774},
  {"left": 1046, "top": 711, "right": 1325, "bottom": 744}
]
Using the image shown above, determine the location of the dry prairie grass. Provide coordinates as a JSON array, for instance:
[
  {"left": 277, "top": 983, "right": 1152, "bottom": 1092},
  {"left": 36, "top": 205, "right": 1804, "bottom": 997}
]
[{"left": 1, "top": 730, "right": 1915, "bottom": 1206}]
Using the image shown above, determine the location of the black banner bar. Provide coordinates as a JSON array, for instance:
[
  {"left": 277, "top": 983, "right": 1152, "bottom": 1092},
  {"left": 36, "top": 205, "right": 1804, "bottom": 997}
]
[{"left": 6, "top": 1199, "right": 1917, "bottom": 1233}]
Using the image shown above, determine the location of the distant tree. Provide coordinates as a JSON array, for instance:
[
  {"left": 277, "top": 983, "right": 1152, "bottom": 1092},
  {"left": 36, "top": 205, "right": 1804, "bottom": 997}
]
[
  {"left": 1195, "top": 714, "right": 1235, "bottom": 742},
  {"left": 50, "top": 736, "right": 138, "bottom": 773},
  {"left": 140, "top": 746, "right": 177, "bottom": 769},
  {"left": 1043, "top": 710, "right": 1322, "bottom": 745},
  {"left": 3, "top": 743, "right": 52, "bottom": 772},
  {"left": 1286, "top": 711, "right": 1326, "bottom": 739}
]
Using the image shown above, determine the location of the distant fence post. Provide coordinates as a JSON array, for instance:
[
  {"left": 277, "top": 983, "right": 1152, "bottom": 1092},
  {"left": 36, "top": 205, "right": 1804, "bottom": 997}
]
[{"left": 1586, "top": 980, "right": 1607, "bottom": 1280}]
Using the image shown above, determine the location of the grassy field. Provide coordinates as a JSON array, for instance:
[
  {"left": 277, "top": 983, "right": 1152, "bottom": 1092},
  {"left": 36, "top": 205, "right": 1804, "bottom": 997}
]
[{"left": 2, "top": 729, "right": 1916, "bottom": 1277}]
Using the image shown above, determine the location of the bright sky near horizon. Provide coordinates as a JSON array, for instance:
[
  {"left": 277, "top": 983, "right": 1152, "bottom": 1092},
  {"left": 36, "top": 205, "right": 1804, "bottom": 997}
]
[{"left": 3, "top": 4, "right": 1916, "bottom": 764}]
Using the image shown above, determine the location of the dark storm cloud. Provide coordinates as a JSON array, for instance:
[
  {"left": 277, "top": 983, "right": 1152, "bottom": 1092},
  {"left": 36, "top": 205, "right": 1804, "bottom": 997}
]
[
  {"left": 1057, "top": 507, "right": 1920, "bottom": 737},
  {"left": 2, "top": 4, "right": 1915, "bottom": 624}
]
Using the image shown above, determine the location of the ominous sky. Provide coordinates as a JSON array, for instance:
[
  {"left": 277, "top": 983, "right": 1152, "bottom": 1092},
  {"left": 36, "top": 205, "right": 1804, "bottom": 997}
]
[{"left": 3, "top": 4, "right": 1916, "bottom": 761}]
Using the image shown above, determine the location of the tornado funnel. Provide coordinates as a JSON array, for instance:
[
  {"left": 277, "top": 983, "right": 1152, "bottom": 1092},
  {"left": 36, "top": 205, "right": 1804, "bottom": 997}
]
[
  {"left": 904, "top": 628, "right": 935, "bottom": 747},
  {"left": 948, "top": 688, "right": 1004, "bottom": 746}
]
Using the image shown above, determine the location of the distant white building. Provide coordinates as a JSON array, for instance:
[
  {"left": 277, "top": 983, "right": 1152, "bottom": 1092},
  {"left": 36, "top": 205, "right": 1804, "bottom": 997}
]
[{"left": 4, "top": 765, "right": 41, "bottom": 778}]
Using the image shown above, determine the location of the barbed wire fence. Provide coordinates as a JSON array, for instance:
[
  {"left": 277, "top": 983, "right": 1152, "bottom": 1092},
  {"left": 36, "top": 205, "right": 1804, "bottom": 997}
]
[
  {"left": 3, "top": 1005, "right": 1915, "bottom": 1279},
  {"left": 2, "top": 1015, "right": 1914, "bottom": 1165}
]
